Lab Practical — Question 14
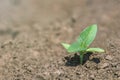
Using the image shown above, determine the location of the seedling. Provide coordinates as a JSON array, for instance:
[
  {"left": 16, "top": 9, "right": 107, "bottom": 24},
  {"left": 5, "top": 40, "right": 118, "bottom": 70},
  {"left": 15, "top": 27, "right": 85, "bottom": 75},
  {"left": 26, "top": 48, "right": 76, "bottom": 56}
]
[{"left": 61, "top": 24, "right": 104, "bottom": 65}]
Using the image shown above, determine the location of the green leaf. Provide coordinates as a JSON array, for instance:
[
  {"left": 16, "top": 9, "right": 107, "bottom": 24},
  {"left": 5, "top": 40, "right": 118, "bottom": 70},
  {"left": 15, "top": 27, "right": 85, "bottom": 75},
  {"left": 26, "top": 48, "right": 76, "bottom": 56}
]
[
  {"left": 86, "top": 48, "right": 105, "bottom": 53},
  {"left": 68, "top": 41, "right": 86, "bottom": 53},
  {"left": 77, "top": 24, "right": 97, "bottom": 48},
  {"left": 67, "top": 42, "right": 80, "bottom": 52},
  {"left": 61, "top": 43, "right": 70, "bottom": 50}
]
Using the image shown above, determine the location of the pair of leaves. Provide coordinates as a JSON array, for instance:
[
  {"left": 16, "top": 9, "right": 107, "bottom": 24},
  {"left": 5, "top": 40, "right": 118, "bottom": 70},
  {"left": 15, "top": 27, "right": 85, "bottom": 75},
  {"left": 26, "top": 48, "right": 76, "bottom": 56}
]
[{"left": 61, "top": 24, "right": 104, "bottom": 53}]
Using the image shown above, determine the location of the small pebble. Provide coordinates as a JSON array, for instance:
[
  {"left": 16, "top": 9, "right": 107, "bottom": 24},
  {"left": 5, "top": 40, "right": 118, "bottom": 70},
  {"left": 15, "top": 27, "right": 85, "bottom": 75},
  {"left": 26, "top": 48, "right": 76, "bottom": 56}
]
[
  {"left": 54, "top": 70, "right": 63, "bottom": 75},
  {"left": 105, "top": 55, "right": 113, "bottom": 60},
  {"left": 118, "top": 77, "right": 120, "bottom": 79},
  {"left": 90, "top": 75, "right": 95, "bottom": 78},
  {"left": 100, "top": 63, "right": 109, "bottom": 69}
]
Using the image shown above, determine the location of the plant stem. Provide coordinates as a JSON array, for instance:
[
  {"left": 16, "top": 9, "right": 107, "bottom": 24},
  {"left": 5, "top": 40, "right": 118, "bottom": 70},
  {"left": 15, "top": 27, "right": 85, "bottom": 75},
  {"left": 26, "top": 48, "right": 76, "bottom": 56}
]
[{"left": 80, "top": 52, "right": 84, "bottom": 65}]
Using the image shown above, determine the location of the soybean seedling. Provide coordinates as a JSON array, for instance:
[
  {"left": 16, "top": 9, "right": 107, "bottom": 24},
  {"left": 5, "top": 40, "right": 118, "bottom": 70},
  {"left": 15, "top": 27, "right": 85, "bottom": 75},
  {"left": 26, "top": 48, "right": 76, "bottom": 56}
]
[{"left": 61, "top": 24, "right": 104, "bottom": 65}]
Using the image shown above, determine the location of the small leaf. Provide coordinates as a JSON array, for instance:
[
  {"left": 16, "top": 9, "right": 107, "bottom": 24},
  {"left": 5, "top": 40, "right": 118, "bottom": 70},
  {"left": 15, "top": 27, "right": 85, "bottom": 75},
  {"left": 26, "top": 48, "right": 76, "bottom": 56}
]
[
  {"left": 86, "top": 48, "right": 105, "bottom": 53},
  {"left": 61, "top": 43, "right": 70, "bottom": 50},
  {"left": 68, "top": 41, "right": 86, "bottom": 53},
  {"left": 77, "top": 24, "right": 97, "bottom": 48},
  {"left": 67, "top": 42, "right": 80, "bottom": 52}
]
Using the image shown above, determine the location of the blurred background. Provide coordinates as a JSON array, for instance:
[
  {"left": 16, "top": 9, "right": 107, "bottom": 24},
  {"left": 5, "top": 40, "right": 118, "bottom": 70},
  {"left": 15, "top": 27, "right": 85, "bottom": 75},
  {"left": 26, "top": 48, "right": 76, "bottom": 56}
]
[{"left": 0, "top": 0, "right": 120, "bottom": 41}]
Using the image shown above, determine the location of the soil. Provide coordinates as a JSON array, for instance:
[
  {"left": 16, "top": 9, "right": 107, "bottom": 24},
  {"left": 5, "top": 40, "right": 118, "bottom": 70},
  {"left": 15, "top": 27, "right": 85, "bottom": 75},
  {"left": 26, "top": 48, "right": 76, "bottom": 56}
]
[{"left": 0, "top": 0, "right": 120, "bottom": 80}]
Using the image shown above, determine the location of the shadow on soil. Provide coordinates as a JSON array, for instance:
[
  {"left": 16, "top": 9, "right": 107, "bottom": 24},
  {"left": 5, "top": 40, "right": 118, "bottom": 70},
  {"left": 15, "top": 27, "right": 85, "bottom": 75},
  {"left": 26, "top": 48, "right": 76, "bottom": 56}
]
[{"left": 65, "top": 52, "right": 100, "bottom": 66}]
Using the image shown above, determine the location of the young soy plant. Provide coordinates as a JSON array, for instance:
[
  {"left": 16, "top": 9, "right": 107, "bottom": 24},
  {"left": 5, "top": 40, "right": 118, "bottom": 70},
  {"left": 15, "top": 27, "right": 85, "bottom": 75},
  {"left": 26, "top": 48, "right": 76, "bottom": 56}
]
[{"left": 61, "top": 24, "right": 104, "bottom": 65}]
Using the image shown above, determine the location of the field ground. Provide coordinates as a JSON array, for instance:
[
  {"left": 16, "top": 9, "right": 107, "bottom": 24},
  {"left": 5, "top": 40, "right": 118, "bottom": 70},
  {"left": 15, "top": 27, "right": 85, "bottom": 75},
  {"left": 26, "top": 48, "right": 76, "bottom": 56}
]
[{"left": 0, "top": 0, "right": 120, "bottom": 80}]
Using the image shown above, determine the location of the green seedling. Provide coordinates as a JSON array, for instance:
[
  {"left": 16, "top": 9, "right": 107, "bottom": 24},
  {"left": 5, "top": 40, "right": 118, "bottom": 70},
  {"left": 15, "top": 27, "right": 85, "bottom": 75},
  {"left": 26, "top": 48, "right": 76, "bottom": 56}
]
[{"left": 61, "top": 24, "right": 104, "bottom": 65}]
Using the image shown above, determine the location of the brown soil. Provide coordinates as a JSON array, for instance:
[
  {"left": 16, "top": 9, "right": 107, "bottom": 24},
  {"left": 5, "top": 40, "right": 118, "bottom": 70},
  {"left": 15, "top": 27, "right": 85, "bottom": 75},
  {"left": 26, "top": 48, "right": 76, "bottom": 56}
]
[{"left": 0, "top": 0, "right": 120, "bottom": 80}]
